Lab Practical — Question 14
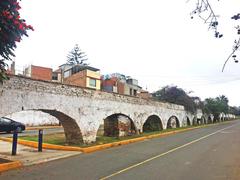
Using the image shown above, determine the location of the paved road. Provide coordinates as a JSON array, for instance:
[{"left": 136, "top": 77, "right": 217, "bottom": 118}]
[
  {"left": 1, "top": 120, "right": 240, "bottom": 180},
  {"left": 0, "top": 128, "right": 64, "bottom": 137}
]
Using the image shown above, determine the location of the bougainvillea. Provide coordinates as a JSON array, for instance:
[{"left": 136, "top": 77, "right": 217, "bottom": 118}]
[{"left": 0, "top": 0, "right": 33, "bottom": 82}]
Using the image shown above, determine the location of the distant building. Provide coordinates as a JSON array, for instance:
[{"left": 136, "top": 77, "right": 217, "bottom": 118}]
[
  {"left": 138, "top": 89, "right": 152, "bottom": 99},
  {"left": 62, "top": 64, "right": 101, "bottom": 90},
  {"left": 52, "top": 63, "right": 73, "bottom": 83},
  {"left": 125, "top": 78, "right": 141, "bottom": 96},
  {"left": 52, "top": 68, "right": 62, "bottom": 83},
  {"left": 101, "top": 76, "right": 125, "bottom": 94},
  {"left": 7, "top": 61, "right": 15, "bottom": 75},
  {"left": 24, "top": 65, "right": 52, "bottom": 81},
  {"left": 101, "top": 73, "right": 142, "bottom": 96}
]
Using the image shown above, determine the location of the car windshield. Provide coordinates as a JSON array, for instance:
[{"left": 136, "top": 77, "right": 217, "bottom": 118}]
[{"left": 0, "top": 117, "right": 12, "bottom": 123}]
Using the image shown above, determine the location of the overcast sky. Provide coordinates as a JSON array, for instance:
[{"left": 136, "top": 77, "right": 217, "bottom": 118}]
[{"left": 13, "top": 0, "right": 240, "bottom": 106}]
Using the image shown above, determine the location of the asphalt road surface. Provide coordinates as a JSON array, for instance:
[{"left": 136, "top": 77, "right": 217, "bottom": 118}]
[
  {"left": 1, "top": 120, "right": 240, "bottom": 180},
  {"left": 0, "top": 128, "right": 64, "bottom": 137}
]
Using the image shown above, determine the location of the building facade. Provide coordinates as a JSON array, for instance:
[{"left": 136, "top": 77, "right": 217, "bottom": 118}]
[
  {"left": 62, "top": 64, "right": 101, "bottom": 90},
  {"left": 24, "top": 65, "right": 53, "bottom": 81},
  {"left": 101, "top": 73, "right": 142, "bottom": 96}
]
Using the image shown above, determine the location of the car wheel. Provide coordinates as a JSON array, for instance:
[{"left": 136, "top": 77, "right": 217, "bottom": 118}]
[{"left": 16, "top": 127, "right": 22, "bottom": 133}]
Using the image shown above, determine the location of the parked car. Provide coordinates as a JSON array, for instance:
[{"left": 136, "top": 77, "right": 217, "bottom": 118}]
[{"left": 0, "top": 117, "right": 25, "bottom": 133}]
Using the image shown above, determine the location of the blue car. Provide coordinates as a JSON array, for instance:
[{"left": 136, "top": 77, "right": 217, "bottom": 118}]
[{"left": 0, "top": 117, "right": 25, "bottom": 133}]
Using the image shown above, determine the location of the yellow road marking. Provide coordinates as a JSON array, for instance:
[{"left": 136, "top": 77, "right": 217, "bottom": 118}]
[{"left": 100, "top": 123, "right": 238, "bottom": 180}]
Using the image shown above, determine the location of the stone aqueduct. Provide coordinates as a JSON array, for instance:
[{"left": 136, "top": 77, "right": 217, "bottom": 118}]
[{"left": 0, "top": 76, "right": 225, "bottom": 144}]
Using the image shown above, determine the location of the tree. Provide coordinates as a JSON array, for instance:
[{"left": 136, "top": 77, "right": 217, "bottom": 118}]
[
  {"left": 67, "top": 44, "right": 88, "bottom": 65},
  {"left": 229, "top": 106, "right": 240, "bottom": 116},
  {"left": 0, "top": 0, "right": 33, "bottom": 82},
  {"left": 189, "top": 0, "right": 240, "bottom": 71},
  {"left": 192, "top": 96, "right": 206, "bottom": 112},
  {"left": 204, "top": 95, "right": 229, "bottom": 118},
  {"left": 152, "top": 85, "right": 196, "bottom": 113}
]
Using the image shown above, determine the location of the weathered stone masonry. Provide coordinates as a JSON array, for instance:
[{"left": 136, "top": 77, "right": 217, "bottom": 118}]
[{"left": 0, "top": 76, "right": 195, "bottom": 143}]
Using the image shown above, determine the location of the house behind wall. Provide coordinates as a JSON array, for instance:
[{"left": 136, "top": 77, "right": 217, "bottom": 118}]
[
  {"left": 124, "top": 78, "right": 141, "bottom": 96},
  {"left": 52, "top": 69, "right": 62, "bottom": 82},
  {"left": 101, "top": 77, "right": 125, "bottom": 94},
  {"left": 62, "top": 65, "right": 101, "bottom": 90},
  {"left": 101, "top": 74, "right": 142, "bottom": 96},
  {"left": 138, "top": 89, "right": 152, "bottom": 99},
  {"left": 24, "top": 65, "right": 53, "bottom": 81}
]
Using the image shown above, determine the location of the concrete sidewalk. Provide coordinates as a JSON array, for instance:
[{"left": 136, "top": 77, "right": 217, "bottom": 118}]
[{"left": 0, "top": 140, "right": 81, "bottom": 167}]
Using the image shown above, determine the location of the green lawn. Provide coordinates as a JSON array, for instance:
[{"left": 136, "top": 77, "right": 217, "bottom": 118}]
[
  {"left": 19, "top": 125, "right": 202, "bottom": 147},
  {"left": 19, "top": 120, "right": 238, "bottom": 147}
]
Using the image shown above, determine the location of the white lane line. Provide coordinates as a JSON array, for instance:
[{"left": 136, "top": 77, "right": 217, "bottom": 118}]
[{"left": 100, "top": 123, "right": 238, "bottom": 180}]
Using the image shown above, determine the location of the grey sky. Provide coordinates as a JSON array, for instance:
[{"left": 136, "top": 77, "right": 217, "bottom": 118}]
[{"left": 13, "top": 0, "right": 240, "bottom": 106}]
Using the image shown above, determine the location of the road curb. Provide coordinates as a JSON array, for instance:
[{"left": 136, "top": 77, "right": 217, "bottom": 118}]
[
  {"left": 81, "top": 126, "right": 208, "bottom": 153},
  {"left": 0, "top": 160, "right": 22, "bottom": 173},
  {"left": 26, "top": 126, "right": 62, "bottom": 131},
  {"left": 0, "top": 125, "right": 207, "bottom": 153},
  {"left": 0, "top": 137, "right": 84, "bottom": 152},
  {"left": 82, "top": 136, "right": 147, "bottom": 153},
  {"left": 80, "top": 121, "right": 233, "bottom": 153},
  {"left": 0, "top": 121, "right": 234, "bottom": 154}
]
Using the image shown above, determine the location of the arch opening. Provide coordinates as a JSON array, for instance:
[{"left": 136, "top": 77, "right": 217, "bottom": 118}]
[
  {"left": 5, "top": 109, "right": 83, "bottom": 144},
  {"left": 39, "top": 109, "right": 83, "bottom": 144},
  {"left": 192, "top": 117, "right": 197, "bottom": 126},
  {"left": 213, "top": 114, "right": 220, "bottom": 123},
  {"left": 143, "top": 115, "right": 163, "bottom": 132},
  {"left": 167, "top": 116, "right": 180, "bottom": 129},
  {"left": 201, "top": 116, "right": 206, "bottom": 124},
  {"left": 207, "top": 116, "right": 212, "bottom": 124},
  {"left": 186, "top": 117, "right": 191, "bottom": 126},
  {"left": 102, "top": 113, "right": 137, "bottom": 137}
]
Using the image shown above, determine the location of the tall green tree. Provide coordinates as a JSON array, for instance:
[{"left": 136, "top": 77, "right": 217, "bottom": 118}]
[
  {"left": 229, "top": 106, "right": 240, "bottom": 116},
  {"left": 0, "top": 0, "right": 33, "bottom": 82},
  {"left": 67, "top": 44, "right": 88, "bottom": 65},
  {"left": 152, "top": 86, "right": 196, "bottom": 113},
  {"left": 204, "top": 95, "right": 229, "bottom": 118}
]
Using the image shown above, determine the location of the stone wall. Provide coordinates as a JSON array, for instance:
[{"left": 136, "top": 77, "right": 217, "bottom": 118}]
[
  {"left": 0, "top": 75, "right": 194, "bottom": 143},
  {"left": 118, "top": 115, "right": 132, "bottom": 137}
]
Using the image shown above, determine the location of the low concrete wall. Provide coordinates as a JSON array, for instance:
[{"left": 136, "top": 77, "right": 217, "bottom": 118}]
[{"left": 5, "top": 110, "right": 59, "bottom": 126}]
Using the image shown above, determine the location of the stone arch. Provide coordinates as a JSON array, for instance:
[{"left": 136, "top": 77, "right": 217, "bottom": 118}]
[
  {"left": 39, "top": 109, "right": 83, "bottom": 144},
  {"left": 5, "top": 109, "right": 83, "bottom": 144},
  {"left": 201, "top": 116, "right": 206, "bottom": 124},
  {"left": 207, "top": 115, "right": 212, "bottom": 124},
  {"left": 180, "top": 116, "right": 190, "bottom": 127},
  {"left": 213, "top": 114, "right": 219, "bottom": 123},
  {"left": 192, "top": 117, "right": 197, "bottom": 126},
  {"left": 186, "top": 116, "right": 191, "bottom": 126},
  {"left": 102, "top": 113, "right": 137, "bottom": 137},
  {"left": 222, "top": 114, "right": 226, "bottom": 121},
  {"left": 143, "top": 115, "right": 163, "bottom": 132},
  {"left": 167, "top": 116, "right": 180, "bottom": 129}
]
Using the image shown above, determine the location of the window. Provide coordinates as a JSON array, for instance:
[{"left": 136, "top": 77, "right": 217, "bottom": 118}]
[
  {"left": 72, "top": 66, "right": 81, "bottom": 75},
  {"left": 130, "top": 88, "right": 133, "bottom": 95},
  {"left": 52, "top": 73, "right": 58, "bottom": 80},
  {"left": 89, "top": 78, "right": 96, "bottom": 87},
  {"left": 64, "top": 70, "right": 70, "bottom": 78},
  {"left": 133, "top": 89, "right": 137, "bottom": 96}
]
